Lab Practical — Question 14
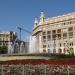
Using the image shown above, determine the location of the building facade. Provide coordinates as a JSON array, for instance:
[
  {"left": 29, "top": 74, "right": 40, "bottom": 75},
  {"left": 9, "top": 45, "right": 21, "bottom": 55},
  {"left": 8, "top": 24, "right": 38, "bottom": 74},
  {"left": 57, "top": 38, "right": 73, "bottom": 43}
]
[
  {"left": 0, "top": 31, "right": 17, "bottom": 47},
  {"left": 33, "top": 12, "right": 75, "bottom": 54}
]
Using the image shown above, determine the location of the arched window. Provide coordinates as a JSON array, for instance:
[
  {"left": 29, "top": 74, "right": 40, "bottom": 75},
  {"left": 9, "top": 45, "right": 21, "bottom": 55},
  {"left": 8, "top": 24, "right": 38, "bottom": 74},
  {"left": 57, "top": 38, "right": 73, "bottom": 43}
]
[
  {"left": 43, "top": 49, "right": 46, "bottom": 53},
  {"left": 58, "top": 48, "right": 62, "bottom": 53}
]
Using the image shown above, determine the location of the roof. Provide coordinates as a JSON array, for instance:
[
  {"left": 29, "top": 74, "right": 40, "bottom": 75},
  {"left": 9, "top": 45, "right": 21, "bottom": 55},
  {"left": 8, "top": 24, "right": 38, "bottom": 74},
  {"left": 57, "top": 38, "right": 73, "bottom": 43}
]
[{"left": 40, "top": 12, "right": 75, "bottom": 25}]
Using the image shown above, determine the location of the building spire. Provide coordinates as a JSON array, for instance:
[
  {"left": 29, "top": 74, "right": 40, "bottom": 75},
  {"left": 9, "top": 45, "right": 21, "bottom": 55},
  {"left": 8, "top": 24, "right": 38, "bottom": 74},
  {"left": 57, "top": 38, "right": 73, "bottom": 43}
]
[
  {"left": 34, "top": 18, "right": 38, "bottom": 28},
  {"left": 40, "top": 11, "right": 45, "bottom": 19},
  {"left": 40, "top": 11, "right": 45, "bottom": 24}
]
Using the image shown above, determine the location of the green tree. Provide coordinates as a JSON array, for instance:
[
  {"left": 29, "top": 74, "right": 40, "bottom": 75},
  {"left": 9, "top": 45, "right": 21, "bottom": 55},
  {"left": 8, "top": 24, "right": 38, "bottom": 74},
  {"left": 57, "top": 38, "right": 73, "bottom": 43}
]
[{"left": 0, "top": 46, "right": 7, "bottom": 54}]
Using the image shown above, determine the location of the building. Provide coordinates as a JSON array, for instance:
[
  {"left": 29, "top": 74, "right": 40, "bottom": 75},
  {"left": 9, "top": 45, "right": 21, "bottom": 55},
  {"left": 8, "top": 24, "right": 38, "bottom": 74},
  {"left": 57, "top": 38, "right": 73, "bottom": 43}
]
[
  {"left": 33, "top": 12, "right": 75, "bottom": 54},
  {"left": 0, "top": 31, "right": 17, "bottom": 47}
]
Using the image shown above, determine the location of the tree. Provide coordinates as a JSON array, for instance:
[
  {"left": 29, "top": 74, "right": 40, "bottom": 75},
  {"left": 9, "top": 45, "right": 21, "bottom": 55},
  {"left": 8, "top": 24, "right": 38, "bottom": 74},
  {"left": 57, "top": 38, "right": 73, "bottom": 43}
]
[{"left": 0, "top": 46, "right": 7, "bottom": 54}]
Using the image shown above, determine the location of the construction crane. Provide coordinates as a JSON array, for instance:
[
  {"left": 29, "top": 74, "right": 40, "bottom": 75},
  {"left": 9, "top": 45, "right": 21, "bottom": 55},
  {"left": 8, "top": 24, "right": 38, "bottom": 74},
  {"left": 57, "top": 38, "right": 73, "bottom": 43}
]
[
  {"left": 16, "top": 26, "right": 32, "bottom": 53},
  {"left": 16, "top": 26, "right": 31, "bottom": 41}
]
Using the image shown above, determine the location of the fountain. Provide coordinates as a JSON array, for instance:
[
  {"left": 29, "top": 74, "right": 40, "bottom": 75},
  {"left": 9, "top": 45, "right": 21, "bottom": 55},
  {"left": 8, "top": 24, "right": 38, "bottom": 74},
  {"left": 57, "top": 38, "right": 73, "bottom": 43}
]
[
  {"left": 8, "top": 38, "right": 29, "bottom": 54},
  {"left": 29, "top": 36, "right": 38, "bottom": 53},
  {"left": 20, "top": 42, "right": 26, "bottom": 53},
  {"left": 8, "top": 42, "right": 14, "bottom": 54}
]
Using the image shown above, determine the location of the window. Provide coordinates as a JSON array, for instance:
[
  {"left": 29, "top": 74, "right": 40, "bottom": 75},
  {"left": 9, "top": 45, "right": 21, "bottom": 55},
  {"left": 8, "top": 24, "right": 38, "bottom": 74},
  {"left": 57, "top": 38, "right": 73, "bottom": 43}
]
[
  {"left": 53, "top": 49, "right": 56, "bottom": 53},
  {"left": 43, "top": 45, "right": 46, "bottom": 48},
  {"left": 57, "top": 29, "right": 61, "bottom": 33},
  {"left": 59, "top": 43, "right": 61, "bottom": 47},
  {"left": 47, "top": 35, "right": 51, "bottom": 41},
  {"left": 47, "top": 31, "right": 51, "bottom": 35},
  {"left": 69, "top": 32, "right": 73, "bottom": 38},
  {"left": 63, "top": 33, "right": 67, "bottom": 38},
  {"left": 70, "top": 42, "right": 73, "bottom": 46},
  {"left": 52, "top": 30, "right": 56, "bottom": 34},
  {"left": 43, "top": 49, "right": 46, "bottom": 53},
  {"left": 68, "top": 27, "right": 73, "bottom": 31},
  {"left": 42, "top": 32, "right": 46, "bottom": 35},
  {"left": 48, "top": 49, "right": 50, "bottom": 53},
  {"left": 58, "top": 34, "right": 61, "bottom": 39},
  {"left": 43, "top": 39, "right": 46, "bottom": 42},
  {"left": 63, "top": 22, "right": 66, "bottom": 25},
  {"left": 72, "top": 42, "right": 73, "bottom": 46},
  {"left": 63, "top": 48, "right": 66, "bottom": 53},
  {"left": 43, "top": 36, "right": 46, "bottom": 39},
  {"left": 58, "top": 48, "right": 62, "bottom": 53},
  {"left": 52, "top": 35, "right": 56, "bottom": 39},
  {"left": 69, "top": 21, "right": 72, "bottom": 24},
  {"left": 62, "top": 28, "right": 68, "bottom": 32},
  {"left": 70, "top": 43, "right": 71, "bottom": 46}
]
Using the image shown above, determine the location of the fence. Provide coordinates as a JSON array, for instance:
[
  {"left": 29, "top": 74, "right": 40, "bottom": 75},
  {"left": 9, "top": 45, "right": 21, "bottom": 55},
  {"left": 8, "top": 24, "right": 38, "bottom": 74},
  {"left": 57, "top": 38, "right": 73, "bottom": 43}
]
[{"left": 0, "top": 64, "right": 75, "bottom": 75}]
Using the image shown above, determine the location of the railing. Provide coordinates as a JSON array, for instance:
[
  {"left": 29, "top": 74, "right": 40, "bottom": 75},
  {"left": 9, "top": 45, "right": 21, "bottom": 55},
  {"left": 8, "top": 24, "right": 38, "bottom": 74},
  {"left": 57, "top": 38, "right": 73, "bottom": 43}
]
[{"left": 0, "top": 64, "right": 75, "bottom": 75}]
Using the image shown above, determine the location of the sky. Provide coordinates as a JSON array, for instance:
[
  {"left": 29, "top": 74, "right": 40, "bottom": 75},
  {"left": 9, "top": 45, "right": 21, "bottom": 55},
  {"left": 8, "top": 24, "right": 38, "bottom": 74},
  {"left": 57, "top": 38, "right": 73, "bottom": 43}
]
[{"left": 0, "top": 0, "right": 75, "bottom": 40}]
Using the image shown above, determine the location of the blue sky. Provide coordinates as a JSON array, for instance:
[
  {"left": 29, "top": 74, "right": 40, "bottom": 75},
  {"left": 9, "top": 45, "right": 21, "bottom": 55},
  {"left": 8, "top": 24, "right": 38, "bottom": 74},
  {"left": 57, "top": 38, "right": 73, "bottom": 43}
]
[{"left": 0, "top": 0, "right": 75, "bottom": 40}]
